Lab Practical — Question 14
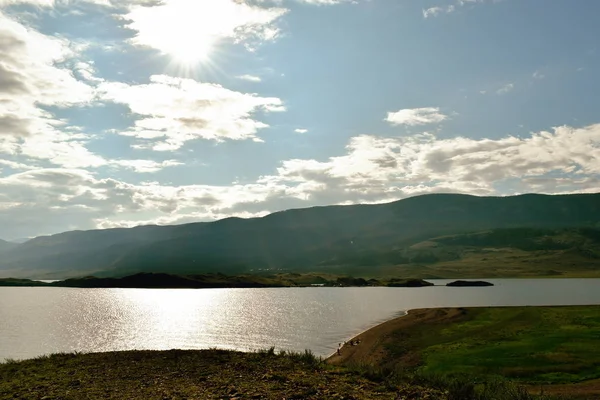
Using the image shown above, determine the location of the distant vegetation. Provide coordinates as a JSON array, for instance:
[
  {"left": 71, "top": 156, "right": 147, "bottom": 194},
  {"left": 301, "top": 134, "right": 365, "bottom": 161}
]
[{"left": 1, "top": 193, "right": 600, "bottom": 279}]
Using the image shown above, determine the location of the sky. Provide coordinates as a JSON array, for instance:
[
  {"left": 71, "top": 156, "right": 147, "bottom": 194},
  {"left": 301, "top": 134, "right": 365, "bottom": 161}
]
[{"left": 0, "top": 0, "right": 599, "bottom": 240}]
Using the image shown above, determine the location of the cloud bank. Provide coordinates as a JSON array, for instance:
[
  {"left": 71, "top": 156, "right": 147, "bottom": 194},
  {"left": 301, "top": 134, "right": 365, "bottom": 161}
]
[{"left": 2, "top": 123, "right": 598, "bottom": 239}]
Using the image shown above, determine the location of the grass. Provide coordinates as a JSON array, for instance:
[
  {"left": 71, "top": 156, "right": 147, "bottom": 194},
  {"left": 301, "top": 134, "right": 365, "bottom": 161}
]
[
  {"left": 329, "top": 362, "right": 570, "bottom": 399},
  {"left": 0, "top": 349, "right": 573, "bottom": 400},
  {"left": 1, "top": 349, "right": 384, "bottom": 399},
  {"left": 378, "top": 307, "right": 600, "bottom": 385}
]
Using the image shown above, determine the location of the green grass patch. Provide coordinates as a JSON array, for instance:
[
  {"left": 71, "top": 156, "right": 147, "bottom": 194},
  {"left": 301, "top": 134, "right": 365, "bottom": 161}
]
[{"left": 382, "top": 306, "right": 600, "bottom": 385}]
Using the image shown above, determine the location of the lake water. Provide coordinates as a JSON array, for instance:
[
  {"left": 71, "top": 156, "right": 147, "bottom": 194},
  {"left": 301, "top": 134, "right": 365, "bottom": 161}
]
[{"left": 1, "top": 279, "right": 600, "bottom": 361}]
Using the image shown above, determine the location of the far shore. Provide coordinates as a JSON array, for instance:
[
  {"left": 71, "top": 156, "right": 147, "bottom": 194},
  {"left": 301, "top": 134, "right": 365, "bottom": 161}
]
[{"left": 0, "top": 273, "right": 484, "bottom": 289}]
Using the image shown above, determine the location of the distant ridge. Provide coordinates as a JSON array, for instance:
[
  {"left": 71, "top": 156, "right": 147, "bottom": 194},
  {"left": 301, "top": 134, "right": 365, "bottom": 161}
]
[{"left": 1, "top": 193, "right": 599, "bottom": 279}]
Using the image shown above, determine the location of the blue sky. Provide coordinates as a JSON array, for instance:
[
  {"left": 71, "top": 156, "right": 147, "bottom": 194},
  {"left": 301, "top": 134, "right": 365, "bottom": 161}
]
[{"left": 0, "top": 0, "right": 599, "bottom": 240}]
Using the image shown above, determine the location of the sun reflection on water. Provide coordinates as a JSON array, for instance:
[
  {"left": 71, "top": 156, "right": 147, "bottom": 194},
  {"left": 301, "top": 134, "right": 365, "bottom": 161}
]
[{"left": 2, "top": 280, "right": 600, "bottom": 361}]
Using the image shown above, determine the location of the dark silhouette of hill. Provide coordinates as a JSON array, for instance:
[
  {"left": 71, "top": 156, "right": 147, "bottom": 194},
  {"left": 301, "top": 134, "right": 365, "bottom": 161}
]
[
  {"left": 53, "top": 272, "right": 290, "bottom": 289},
  {"left": 0, "top": 278, "right": 48, "bottom": 287},
  {"left": 1, "top": 193, "right": 599, "bottom": 278}
]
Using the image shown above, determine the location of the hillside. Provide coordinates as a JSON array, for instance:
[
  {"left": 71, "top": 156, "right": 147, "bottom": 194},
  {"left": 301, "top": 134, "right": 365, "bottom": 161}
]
[
  {"left": 0, "top": 239, "right": 17, "bottom": 253},
  {"left": 342, "top": 227, "right": 600, "bottom": 278},
  {"left": 1, "top": 193, "right": 600, "bottom": 279}
]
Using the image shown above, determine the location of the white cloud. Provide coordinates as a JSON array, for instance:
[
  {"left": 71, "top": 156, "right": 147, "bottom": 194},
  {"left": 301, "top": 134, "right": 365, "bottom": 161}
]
[
  {"left": 0, "top": 10, "right": 108, "bottom": 169},
  {"left": 385, "top": 107, "right": 448, "bottom": 126},
  {"left": 0, "top": 159, "right": 36, "bottom": 171},
  {"left": 16, "top": 130, "right": 107, "bottom": 168},
  {"left": 533, "top": 70, "right": 545, "bottom": 80},
  {"left": 0, "top": 0, "right": 158, "bottom": 7},
  {"left": 110, "top": 159, "right": 184, "bottom": 173},
  {"left": 0, "top": 11, "right": 94, "bottom": 124},
  {"left": 0, "top": 167, "right": 287, "bottom": 238},
  {"left": 298, "top": 0, "right": 356, "bottom": 4},
  {"left": 423, "top": 0, "right": 486, "bottom": 18},
  {"left": 75, "top": 61, "right": 104, "bottom": 83},
  {"left": 265, "top": 123, "right": 600, "bottom": 204},
  {"left": 423, "top": 6, "right": 447, "bottom": 18},
  {"left": 294, "top": 128, "right": 308, "bottom": 134},
  {"left": 496, "top": 83, "right": 514, "bottom": 95},
  {"left": 98, "top": 75, "right": 285, "bottom": 150},
  {"left": 237, "top": 74, "right": 262, "bottom": 82},
  {"left": 0, "top": 0, "right": 54, "bottom": 5}
]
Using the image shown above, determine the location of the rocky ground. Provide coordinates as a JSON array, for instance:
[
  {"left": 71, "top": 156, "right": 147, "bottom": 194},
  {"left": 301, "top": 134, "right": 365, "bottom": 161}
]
[{"left": 0, "top": 349, "right": 449, "bottom": 399}]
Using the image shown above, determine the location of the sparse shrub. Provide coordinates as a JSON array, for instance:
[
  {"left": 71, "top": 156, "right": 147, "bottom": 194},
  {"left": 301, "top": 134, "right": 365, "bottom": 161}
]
[{"left": 282, "top": 349, "right": 322, "bottom": 369}]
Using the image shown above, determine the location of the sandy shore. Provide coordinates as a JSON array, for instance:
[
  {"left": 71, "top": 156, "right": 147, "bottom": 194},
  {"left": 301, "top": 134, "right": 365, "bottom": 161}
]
[{"left": 326, "top": 307, "right": 467, "bottom": 366}]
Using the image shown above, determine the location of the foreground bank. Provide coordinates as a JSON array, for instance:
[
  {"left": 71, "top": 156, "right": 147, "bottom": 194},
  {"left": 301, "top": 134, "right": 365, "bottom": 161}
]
[{"left": 0, "top": 349, "right": 568, "bottom": 400}]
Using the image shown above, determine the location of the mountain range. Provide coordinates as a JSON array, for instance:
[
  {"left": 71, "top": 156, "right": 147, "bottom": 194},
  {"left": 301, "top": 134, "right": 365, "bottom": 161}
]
[{"left": 1, "top": 193, "right": 599, "bottom": 279}]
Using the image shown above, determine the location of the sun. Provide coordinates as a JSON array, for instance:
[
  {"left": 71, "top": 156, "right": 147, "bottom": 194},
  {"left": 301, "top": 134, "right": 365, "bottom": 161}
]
[
  {"left": 128, "top": 0, "right": 225, "bottom": 67},
  {"left": 167, "top": 36, "right": 215, "bottom": 66}
]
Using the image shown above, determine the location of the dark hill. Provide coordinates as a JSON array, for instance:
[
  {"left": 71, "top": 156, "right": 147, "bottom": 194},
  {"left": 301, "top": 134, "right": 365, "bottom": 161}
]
[
  {"left": 1, "top": 193, "right": 600, "bottom": 278},
  {"left": 53, "top": 273, "right": 288, "bottom": 289},
  {"left": 446, "top": 280, "right": 494, "bottom": 287}
]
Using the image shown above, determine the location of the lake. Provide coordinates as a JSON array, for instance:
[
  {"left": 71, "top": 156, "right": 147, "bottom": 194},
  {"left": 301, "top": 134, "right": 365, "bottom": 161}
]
[{"left": 1, "top": 279, "right": 600, "bottom": 361}]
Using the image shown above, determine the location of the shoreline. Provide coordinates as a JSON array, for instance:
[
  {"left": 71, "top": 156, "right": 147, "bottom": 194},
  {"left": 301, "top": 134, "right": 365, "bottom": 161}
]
[
  {"left": 326, "top": 307, "right": 468, "bottom": 365},
  {"left": 324, "top": 310, "right": 409, "bottom": 359}
]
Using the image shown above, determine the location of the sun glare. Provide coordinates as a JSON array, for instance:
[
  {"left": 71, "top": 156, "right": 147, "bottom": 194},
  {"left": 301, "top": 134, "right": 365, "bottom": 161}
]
[
  {"left": 128, "top": 0, "right": 236, "bottom": 67},
  {"left": 128, "top": 0, "right": 286, "bottom": 72},
  {"left": 168, "top": 36, "right": 215, "bottom": 65}
]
